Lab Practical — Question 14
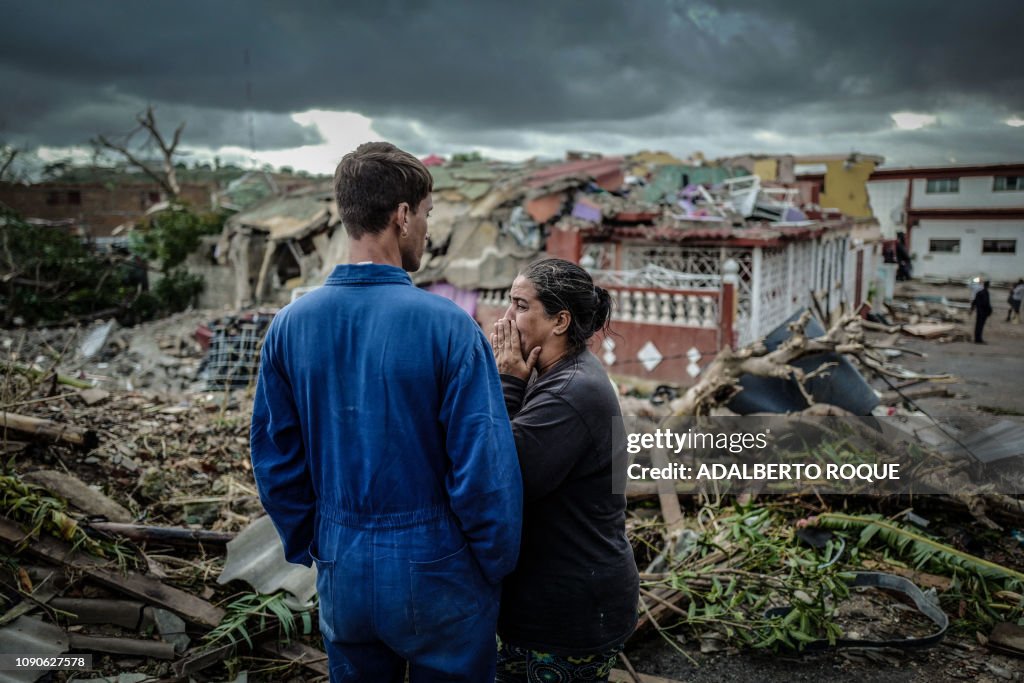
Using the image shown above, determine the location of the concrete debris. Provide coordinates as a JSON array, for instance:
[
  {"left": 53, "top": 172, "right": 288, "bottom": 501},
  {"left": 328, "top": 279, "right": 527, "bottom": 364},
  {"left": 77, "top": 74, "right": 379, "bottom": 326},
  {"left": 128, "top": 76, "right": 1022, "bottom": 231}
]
[
  {"left": 152, "top": 607, "right": 190, "bottom": 653},
  {"left": 77, "top": 320, "right": 116, "bottom": 360},
  {"left": 78, "top": 388, "right": 110, "bottom": 406}
]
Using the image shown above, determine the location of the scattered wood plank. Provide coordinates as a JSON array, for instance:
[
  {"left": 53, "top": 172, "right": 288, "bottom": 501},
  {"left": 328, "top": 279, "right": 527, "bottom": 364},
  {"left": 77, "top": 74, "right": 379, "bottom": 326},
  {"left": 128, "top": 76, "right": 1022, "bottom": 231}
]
[
  {"left": 48, "top": 597, "right": 146, "bottom": 629},
  {"left": 23, "top": 470, "right": 132, "bottom": 522},
  {"left": 902, "top": 323, "right": 956, "bottom": 339},
  {"left": 0, "top": 518, "right": 224, "bottom": 629},
  {"left": 1, "top": 411, "right": 98, "bottom": 450},
  {"left": 67, "top": 632, "right": 175, "bottom": 659},
  {"left": 86, "top": 522, "right": 235, "bottom": 547},
  {"left": 650, "top": 447, "right": 683, "bottom": 532}
]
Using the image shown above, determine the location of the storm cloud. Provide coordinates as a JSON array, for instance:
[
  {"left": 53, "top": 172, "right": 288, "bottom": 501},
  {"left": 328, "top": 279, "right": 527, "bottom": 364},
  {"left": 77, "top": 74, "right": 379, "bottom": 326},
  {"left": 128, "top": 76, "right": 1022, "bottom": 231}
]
[{"left": 1, "top": 0, "right": 1021, "bottom": 170}]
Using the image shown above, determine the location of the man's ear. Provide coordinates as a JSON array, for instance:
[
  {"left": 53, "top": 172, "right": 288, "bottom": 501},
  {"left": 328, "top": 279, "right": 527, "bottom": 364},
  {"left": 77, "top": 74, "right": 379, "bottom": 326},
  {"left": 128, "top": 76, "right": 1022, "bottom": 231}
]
[
  {"left": 553, "top": 311, "right": 571, "bottom": 335},
  {"left": 395, "top": 202, "right": 410, "bottom": 228}
]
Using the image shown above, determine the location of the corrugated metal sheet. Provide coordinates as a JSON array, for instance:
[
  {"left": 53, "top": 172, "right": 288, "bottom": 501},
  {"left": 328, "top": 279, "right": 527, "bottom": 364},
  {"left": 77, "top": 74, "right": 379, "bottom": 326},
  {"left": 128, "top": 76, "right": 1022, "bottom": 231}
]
[
  {"left": 231, "top": 194, "right": 331, "bottom": 240},
  {"left": 218, "top": 515, "right": 317, "bottom": 609},
  {"left": 526, "top": 157, "right": 624, "bottom": 188},
  {"left": 0, "top": 616, "right": 68, "bottom": 683}
]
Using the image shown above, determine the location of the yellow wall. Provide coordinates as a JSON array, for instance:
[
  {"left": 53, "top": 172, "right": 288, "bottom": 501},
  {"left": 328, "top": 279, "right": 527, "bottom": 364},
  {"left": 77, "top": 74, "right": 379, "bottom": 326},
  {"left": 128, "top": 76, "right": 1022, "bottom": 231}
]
[
  {"left": 817, "top": 159, "right": 879, "bottom": 218},
  {"left": 629, "top": 150, "right": 684, "bottom": 176},
  {"left": 752, "top": 159, "right": 778, "bottom": 182}
]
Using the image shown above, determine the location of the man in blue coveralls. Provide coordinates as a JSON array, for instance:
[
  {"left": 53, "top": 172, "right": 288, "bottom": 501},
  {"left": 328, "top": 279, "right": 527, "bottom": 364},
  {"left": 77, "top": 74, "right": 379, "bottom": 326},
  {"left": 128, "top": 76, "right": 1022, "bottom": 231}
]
[{"left": 251, "top": 142, "right": 523, "bottom": 682}]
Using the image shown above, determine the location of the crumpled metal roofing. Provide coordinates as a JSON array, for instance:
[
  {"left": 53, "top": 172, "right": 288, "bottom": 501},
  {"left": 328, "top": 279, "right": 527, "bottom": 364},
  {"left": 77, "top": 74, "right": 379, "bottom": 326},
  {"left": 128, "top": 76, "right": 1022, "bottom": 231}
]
[
  {"left": 0, "top": 616, "right": 68, "bottom": 683},
  {"left": 228, "top": 188, "right": 333, "bottom": 241},
  {"left": 525, "top": 157, "right": 624, "bottom": 188},
  {"left": 218, "top": 514, "right": 317, "bottom": 609}
]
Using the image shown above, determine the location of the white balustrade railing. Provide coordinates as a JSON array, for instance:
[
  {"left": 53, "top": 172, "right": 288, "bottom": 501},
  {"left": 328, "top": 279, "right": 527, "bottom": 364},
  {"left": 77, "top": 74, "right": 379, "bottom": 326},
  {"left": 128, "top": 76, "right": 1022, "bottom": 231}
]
[
  {"left": 608, "top": 287, "right": 719, "bottom": 328},
  {"left": 479, "top": 286, "right": 719, "bottom": 329},
  {"left": 477, "top": 288, "right": 509, "bottom": 309}
]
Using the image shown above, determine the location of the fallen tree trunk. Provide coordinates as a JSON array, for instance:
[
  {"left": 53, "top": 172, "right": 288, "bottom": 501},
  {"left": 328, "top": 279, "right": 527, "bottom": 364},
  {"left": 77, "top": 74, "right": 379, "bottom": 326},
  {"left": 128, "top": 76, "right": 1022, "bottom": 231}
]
[
  {"left": 668, "top": 311, "right": 948, "bottom": 417},
  {"left": 1, "top": 411, "right": 98, "bottom": 450}
]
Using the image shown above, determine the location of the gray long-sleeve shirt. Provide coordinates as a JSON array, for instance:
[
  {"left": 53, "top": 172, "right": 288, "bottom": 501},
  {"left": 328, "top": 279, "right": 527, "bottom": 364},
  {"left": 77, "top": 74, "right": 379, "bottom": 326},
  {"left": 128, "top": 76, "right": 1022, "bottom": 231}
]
[{"left": 497, "top": 350, "right": 639, "bottom": 655}]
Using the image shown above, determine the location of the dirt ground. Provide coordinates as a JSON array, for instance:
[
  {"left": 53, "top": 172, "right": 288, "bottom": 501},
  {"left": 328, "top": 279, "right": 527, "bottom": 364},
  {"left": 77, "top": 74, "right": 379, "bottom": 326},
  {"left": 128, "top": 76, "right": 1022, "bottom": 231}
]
[
  {"left": 4, "top": 289, "right": 1022, "bottom": 682},
  {"left": 893, "top": 282, "right": 1024, "bottom": 420},
  {"left": 621, "top": 282, "right": 1024, "bottom": 683}
]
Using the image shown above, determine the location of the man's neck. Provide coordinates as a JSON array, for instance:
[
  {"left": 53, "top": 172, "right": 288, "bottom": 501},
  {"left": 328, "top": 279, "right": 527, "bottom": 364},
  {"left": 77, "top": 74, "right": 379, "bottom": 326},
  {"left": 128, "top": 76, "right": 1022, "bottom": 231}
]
[{"left": 348, "top": 234, "right": 402, "bottom": 269}]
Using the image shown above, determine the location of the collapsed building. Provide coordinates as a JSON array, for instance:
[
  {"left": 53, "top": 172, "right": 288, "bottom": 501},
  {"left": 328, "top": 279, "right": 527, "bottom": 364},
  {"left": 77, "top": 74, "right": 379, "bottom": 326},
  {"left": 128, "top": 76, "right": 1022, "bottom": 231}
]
[{"left": 212, "top": 153, "right": 882, "bottom": 384}]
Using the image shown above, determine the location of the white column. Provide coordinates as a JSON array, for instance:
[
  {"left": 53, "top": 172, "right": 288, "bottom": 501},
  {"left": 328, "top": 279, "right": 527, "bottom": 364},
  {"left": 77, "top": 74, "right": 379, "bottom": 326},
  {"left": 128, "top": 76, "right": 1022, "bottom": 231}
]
[
  {"left": 751, "top": 247, "right": 763, "bottom": 340},
  {"left": 785, "top": 242, "right": 795, "bottom": 313}
]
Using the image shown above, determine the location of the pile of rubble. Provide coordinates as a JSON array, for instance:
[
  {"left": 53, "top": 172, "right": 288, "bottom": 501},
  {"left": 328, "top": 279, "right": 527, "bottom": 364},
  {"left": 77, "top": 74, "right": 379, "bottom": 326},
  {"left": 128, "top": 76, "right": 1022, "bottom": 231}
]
[{"left": 1, "top": 304, "right": 1023, "bottom": 682}]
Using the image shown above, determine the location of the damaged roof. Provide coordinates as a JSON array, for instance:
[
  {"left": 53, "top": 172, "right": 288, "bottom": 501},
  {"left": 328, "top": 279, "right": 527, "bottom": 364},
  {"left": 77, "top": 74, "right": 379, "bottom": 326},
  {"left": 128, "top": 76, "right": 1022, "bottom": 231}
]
[{"left": 226, "top": 184, "right": 335, "bottom": 241}]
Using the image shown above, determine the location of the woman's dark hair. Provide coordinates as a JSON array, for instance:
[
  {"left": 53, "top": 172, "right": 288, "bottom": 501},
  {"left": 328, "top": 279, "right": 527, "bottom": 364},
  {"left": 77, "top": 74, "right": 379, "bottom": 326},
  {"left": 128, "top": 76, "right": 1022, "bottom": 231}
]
[{"left": 521, "top": 258, "right": 612, "bottom": 354}]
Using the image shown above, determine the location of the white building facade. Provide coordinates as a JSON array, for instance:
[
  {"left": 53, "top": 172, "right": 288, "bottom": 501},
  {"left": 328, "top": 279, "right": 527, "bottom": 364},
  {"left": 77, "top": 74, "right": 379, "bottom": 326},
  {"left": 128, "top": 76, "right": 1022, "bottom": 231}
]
[{"left": 867, "top": 163, "right": 1024, "bottom": 283}]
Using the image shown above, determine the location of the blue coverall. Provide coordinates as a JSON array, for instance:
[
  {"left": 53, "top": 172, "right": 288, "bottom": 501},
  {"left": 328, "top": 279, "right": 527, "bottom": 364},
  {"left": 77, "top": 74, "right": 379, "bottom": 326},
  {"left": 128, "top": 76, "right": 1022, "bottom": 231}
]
[{"left": 251, "top": 264, "right": 523, "bottom": 682}]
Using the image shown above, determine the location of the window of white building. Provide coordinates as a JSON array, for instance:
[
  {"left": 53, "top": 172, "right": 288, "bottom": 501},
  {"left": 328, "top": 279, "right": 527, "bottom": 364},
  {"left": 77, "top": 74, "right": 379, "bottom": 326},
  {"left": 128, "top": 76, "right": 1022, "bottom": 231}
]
[
  {"left": 993, "top": 175, "right": 1024, "bottom": 191},
  {"left": 929, "top": 239, "right": 960, "bottom": 253},
  {"left": 925, "top": 178, "right": 960, "bottom": 193},
  {"left": 982, "top": 239, "right": 1017, "bottom": 254}
]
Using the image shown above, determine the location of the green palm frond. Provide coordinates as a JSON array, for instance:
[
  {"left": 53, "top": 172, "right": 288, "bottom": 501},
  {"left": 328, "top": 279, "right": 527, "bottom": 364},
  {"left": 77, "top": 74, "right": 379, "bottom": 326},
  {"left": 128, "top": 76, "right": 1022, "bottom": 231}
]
[
  {"left": 204, "top": 591, "right": 316, "bottom": 650},
  {"left": 814, "top": 512, "right": 1024, "bottom": 588}
]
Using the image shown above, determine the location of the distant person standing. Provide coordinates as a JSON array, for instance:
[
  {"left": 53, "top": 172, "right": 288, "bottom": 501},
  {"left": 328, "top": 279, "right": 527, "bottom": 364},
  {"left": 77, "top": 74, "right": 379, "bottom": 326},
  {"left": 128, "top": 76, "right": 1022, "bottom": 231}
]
[
  {"left": 1007, "top": 279, "right": 1024, "bottom": 323},
  {"left": 971, "top": 280, "right": 993, "bottom": 344}
]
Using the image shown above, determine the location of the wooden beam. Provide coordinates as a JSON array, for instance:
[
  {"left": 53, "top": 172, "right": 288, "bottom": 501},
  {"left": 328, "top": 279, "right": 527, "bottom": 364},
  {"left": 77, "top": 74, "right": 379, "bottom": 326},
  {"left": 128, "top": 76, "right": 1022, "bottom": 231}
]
[
  {"left": 85, "top": 522, "right": 235, "bottom": 548},
  {"left": 0, "top": 518, "right": 224, "bottom": 629},
  {"left": 650, "top": 447, "right": 683, "bottom": 532},
  {"left": 1, "top": 411, "right": 98, "bottom": 450}
]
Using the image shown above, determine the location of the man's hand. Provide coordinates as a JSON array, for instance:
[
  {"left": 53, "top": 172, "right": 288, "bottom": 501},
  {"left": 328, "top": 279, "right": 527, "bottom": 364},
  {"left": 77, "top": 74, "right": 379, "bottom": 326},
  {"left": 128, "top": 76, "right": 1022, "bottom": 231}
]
[{"left": 490, "top": 318, "right": 540, "bottom": 381}]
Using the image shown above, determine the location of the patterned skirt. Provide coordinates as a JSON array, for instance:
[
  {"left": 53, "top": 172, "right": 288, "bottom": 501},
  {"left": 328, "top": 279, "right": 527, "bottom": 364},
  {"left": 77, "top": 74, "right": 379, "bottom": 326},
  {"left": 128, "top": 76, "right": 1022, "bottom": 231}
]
[{"left": 495, "top": 638, "right": 624, "bottom": 682}]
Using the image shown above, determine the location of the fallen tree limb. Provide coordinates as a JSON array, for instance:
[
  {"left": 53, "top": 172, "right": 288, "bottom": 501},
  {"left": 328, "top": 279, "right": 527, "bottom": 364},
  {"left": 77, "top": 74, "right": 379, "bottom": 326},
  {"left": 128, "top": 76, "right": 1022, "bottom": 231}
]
[
  {"left": 1, "top": 411, "right": 98, "bottom": 450},
  {"left": 86, "top": 522, "right": 235, "bottom": 547},
  {"left": 668, "top": 311, "right": 948, "bottom": 417}
]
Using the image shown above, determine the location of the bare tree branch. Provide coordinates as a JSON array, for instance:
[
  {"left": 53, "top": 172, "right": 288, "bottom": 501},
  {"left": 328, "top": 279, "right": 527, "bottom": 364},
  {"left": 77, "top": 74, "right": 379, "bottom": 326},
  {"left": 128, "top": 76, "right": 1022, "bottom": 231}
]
[
  {"left": 0, "top": 146, "right": 18, "bottom": 181},
  {"left": 136, "top": 106, "right": 183, "bottom": 198},
  {"left": 93, "top": 105, "right": 184, "bottom": 200},
  {"left": 668, "top": 311, "right": 952, "bottom": 416}
]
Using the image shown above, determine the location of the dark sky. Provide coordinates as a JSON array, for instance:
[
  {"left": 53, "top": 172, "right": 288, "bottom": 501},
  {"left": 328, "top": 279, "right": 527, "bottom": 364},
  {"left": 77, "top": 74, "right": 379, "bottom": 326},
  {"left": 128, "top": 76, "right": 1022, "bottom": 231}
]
[{"left": 2, "top": 0, "right": 1022, "bottom": 173}]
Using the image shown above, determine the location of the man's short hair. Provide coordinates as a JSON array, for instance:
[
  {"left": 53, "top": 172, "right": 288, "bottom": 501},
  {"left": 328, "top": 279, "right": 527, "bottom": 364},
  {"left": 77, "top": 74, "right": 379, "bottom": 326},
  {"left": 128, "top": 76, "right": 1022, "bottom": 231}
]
[{"left": 334, "top": 142, "right": 433, "bottom": 239}]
